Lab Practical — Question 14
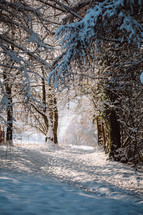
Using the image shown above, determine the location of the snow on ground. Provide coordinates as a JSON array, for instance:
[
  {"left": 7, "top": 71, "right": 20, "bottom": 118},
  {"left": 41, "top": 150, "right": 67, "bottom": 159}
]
[
  {"left": 0, "top": 142, "right": 143, "bottom": 214},
  {"left": 0, "top": 168, "right": 142, "bottom": 215},
  {"left": 0, "top": 142, "right": 143, "bottom": 200}
]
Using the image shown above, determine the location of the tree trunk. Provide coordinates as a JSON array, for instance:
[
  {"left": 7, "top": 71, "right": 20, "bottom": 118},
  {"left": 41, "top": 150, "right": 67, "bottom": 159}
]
[
  {"left": 3, "top": 70, "right": 13, "bottom": 145},
  {"left": 109, "top": 109, "right": 121, "bottom": 160},
  {"left": 41, "top": 67, "right": 58, "bottom": 144},
  {"left": 53, "top": 97, "right": 58, "bottom": 144},
  {"left": 6, "top": 86, "right": 13, "bottom": 144},
  {"left": 105, "top": 88, "right": 121, "bottom": 160},
  {"left": 47, "top": 86, "right": 58, "bottom": 144}
]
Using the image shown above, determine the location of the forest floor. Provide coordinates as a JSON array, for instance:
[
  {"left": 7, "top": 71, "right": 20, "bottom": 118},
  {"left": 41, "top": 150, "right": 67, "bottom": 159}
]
[
  {"left": 0, "top": 143, "right": 143, "bottom": 195},
  {"left": 0, "top": 142, "right": 143, "bottom": 214}
]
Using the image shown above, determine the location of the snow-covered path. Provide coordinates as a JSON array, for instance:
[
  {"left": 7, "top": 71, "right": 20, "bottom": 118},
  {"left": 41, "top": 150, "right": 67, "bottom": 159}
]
[
  {"left": 0, "top": 169, "right": 142, "bottom": 215},
  {"left": 0, "top": 144, "right": 143, "bottom": 214}
]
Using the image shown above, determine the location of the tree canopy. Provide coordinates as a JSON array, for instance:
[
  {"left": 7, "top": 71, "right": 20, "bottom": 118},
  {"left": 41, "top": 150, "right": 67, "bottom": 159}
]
[{"left": 49, "top": 0, "right": 143, "bottom": 88}]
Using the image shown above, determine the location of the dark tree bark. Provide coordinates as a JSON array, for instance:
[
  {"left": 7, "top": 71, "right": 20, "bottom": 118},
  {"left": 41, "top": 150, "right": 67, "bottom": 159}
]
[
  {"left": 105, "top": 88, "right": 121, "bottom": 160},
  {"left": 3, "top": 71, "right": 13, "bottom": 144},
  {"left": 53, "top": 97, "right": 58, "bottom": 144},
  {"left": 6, "top": 86, "right": 13, "bottom": 143},
  {"left": 41, "top": 68, "right": 49, "bottom": 131},
  {"left": 108, "top": 109, "right": 121, "bottom": 160}
]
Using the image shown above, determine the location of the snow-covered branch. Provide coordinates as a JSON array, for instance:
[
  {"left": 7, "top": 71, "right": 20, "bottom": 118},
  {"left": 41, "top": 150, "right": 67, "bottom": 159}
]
[{"left": 49, "top": 0, "right": 143, "bottom": 87}]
